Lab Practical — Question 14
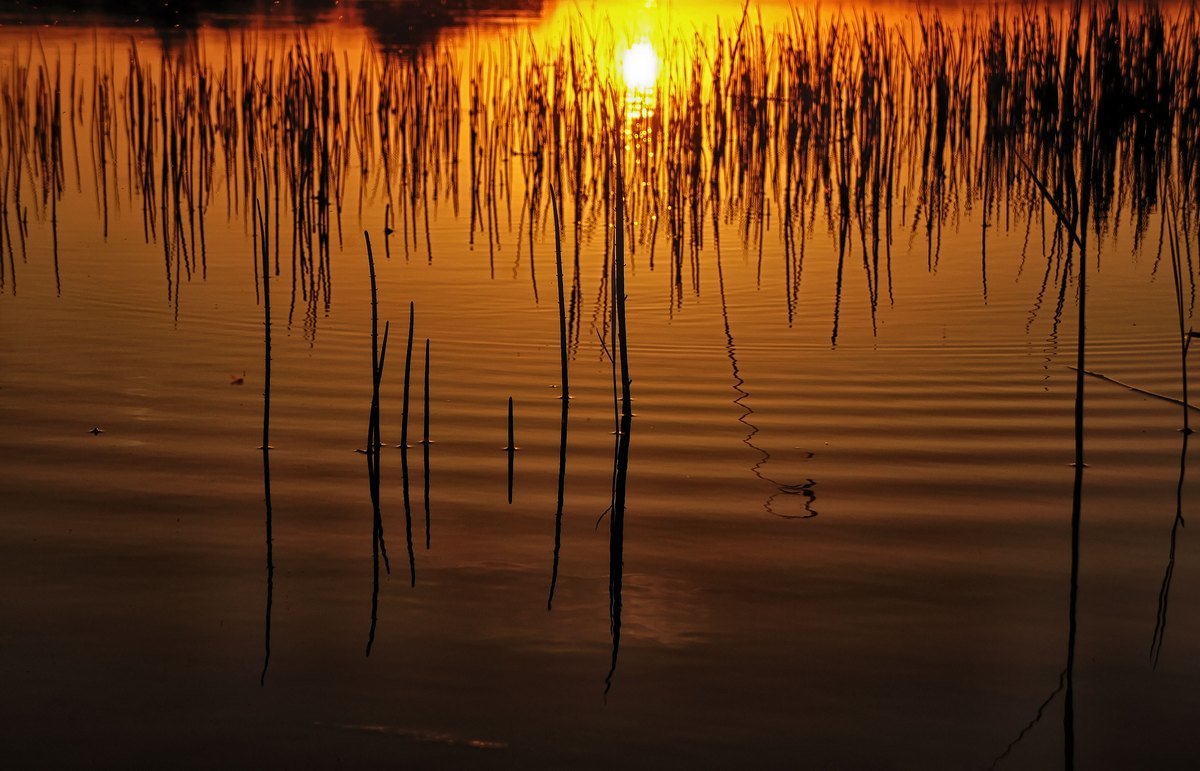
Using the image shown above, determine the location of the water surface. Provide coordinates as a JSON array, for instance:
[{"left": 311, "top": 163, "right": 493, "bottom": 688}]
[{"left": 2, "top": 1, "right": 1199, "bottom": 768}]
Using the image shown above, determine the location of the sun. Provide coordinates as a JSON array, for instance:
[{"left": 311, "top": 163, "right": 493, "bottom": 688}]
[{"left": 622, "top": 39, "right": 659, "bottom": 91}]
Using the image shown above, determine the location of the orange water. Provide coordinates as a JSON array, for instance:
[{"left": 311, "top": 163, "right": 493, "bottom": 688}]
[{"left": 1, "top": 2, "right": 1198, "bottom": 768}]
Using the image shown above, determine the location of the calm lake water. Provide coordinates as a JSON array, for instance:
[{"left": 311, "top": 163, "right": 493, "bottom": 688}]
[{"left": 2, "top": 0, "right": 1199, "bottom": 767}]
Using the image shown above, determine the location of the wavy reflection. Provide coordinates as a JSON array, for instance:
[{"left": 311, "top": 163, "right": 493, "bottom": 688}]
[
  {"left": 716, "top": 220, "right": 817, "bottom": 519},
  {"left": 987, "top": 669, "right": 1068, "bottom": 771}
]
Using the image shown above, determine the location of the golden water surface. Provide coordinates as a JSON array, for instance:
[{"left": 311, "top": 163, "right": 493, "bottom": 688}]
[{"left": 1, "top": 1, "right": 1198, "bottom": 768}]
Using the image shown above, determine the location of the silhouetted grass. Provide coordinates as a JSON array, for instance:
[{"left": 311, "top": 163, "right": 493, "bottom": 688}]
[{"left": 1, "top": 5, "right": 1197, "bottom": 336}]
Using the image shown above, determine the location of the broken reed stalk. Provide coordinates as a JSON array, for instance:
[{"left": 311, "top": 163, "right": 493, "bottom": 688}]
[{"left": 1069, "top": 366, "right": 1200, "bottom": 411}]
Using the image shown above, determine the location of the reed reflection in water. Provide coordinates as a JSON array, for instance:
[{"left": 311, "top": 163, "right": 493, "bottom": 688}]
[
  {"left": 256, "top": 177, "right": 275, "bottom": 686},
  {"left": 2, "top": 3, "right": 1196, "bottom": 334}
]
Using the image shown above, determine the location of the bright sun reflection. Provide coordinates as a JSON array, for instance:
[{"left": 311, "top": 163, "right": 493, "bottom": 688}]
[{"left": 622, "top": 39, "right": 659, "bottom": 91}]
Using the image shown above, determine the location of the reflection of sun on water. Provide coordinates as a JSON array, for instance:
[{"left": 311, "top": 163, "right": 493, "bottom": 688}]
[
  {"left": 622, "top": 39, "right": 659, "bottom": 90},
  {"left": 622, "top": 38, "right": 659, "bottom": 122}
]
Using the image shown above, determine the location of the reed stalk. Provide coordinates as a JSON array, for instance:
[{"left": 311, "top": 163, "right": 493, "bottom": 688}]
[
  {"left": 400, "top": 301, "right": 416, "bottom": 586},
  {"left": 506, "top": 395, "right": 515, "bottom": 505},
  {"left": 548, "top": 181, "right": 568, "bottom": 610},
  {"left": 257, "top": 192, "right": 273, "bottom": 687}
]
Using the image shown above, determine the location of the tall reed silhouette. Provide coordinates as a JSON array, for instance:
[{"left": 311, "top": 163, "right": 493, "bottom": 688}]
[
  {"left": 1015, "top": 13, "right": 1095, "bottom": 757},
  {"left": 548, "top": 181, "right": 570, "bottom": 610},
  {"left": 505, "top": 396, "right": 516, "bottom": 505},
  {"left": 605, "top": 121, "right": 633, "bottom": 696},
  {"left": 256, "top": 189, "right": 274, "bottom": 686},
  {"left": 364, "top": 232, "right": 391, "bottom": 656},
  {"left": 1151, "top": 177, "right": 1195, "bottom": 667},
  {"left": 400, "top": 301, "right": 416, "bottom": 586}
]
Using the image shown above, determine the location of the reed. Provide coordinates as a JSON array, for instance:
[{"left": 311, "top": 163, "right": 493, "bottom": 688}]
[
  {"left": 400, "top": 301, "right": 416, "bottom": 586},
  {"left": 506, "top": 395, "right": 515, "bottom": 505},
  {"left": 1151, "top": 174, "right": 1195, "bottom": 668},
  {"left": 1165, "top": 181, "right": 1193, "bottom": 434},
  {"left": 548, "top": 181, "right": 568, "bottom": 610},
  {"left": 365, "top": 231, "right": 391, "bottom": 657},
  {"left": 987, "top": 669, "right": 1068, "bottom": 771},
  {"left": 257, "top": 186, "right": 273, "bottom": 687},
  {"left": 366, "top": 231, "right": 382, "bottom": 446},
  {"left": 606, "top": 122, "right": 633, "bottom": 695},
  {"left": 1013, "top": 28, "right": 1099, "bottom": 762},
  {"left": 1151, "top": 429, "right": 1189, "bottom": 668}
]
